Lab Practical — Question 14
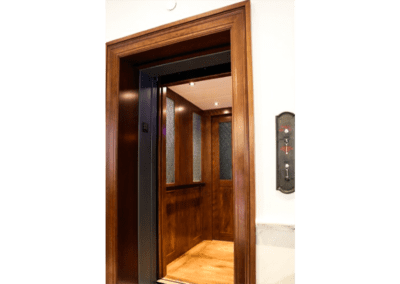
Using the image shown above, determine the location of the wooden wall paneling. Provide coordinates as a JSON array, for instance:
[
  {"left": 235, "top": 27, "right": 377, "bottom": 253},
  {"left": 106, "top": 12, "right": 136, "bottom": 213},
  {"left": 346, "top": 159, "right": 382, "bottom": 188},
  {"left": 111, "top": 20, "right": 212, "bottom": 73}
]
[
  {"left": 201, "top": 113, "right": 213, "bottom": 240},
  {"left": 178, "top": 97, "right": 191, "bottom": 185},
  {"left": 164, "top": 186, "right": 203, "bottom": 265},
  {"left": 117, "top": 60, "right": 140, "bottom": 284},
  {"left": 161, "top": 87, "right": 208, "bottom": 274},
  {"left": 211, "top": 116, "right": 220, "bottom": 241},
  {"left": 164, "top": 190, "right": 177, "bottom": 262},
  {"left": 165, "top": 88, "right": 206, "bottom": 184},
  {"left": 165, "top": 88, "right": 201, "bottom": 185}
]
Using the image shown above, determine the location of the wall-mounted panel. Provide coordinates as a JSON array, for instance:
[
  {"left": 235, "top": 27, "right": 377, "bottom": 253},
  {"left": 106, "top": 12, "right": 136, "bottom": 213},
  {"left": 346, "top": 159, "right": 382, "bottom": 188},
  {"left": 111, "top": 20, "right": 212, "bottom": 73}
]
[{"left": 276, "top": 112, "right": 295, "bottom": 194}]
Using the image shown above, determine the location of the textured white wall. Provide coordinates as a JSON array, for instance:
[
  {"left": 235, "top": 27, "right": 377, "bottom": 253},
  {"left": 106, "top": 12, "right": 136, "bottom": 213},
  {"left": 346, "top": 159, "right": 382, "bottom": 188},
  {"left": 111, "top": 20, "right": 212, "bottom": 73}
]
[{"left": 106, "top": 1, "right": 295, "bottom": 282}]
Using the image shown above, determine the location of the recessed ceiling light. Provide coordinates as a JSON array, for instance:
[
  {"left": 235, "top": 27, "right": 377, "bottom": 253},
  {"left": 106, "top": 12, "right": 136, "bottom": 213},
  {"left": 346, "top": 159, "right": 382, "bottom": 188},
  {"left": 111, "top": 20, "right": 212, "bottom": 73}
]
[
  {"left": 189, "top": 82, "right": 195, "bottom": 86},
  {"left": 214, "top": 102, "right": 219, "bottom": 106}
]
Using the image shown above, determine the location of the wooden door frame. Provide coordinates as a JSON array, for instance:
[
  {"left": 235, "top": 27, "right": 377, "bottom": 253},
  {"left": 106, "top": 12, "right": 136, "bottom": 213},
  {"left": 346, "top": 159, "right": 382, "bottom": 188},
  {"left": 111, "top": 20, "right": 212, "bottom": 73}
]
[{"left": 106, "top": 1, "right": 255, "bottom": 283}]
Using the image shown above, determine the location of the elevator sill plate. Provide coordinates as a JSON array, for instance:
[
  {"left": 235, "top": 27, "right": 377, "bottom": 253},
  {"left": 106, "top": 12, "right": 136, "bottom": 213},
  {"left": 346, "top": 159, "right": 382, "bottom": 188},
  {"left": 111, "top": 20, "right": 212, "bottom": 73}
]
[{"left": 158, "top": 278, "right": 190, "bottom": 284}]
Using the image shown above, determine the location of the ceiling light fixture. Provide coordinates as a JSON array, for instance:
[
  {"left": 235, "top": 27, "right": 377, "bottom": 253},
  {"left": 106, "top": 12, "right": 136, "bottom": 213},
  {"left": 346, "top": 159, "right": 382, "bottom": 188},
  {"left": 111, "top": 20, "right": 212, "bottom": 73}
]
[
  {"left": 189, "top": 82, "right": 195, "bottom": 86},
  {"left": 214, "top": 102, "right": 219, "bottom": 106}
]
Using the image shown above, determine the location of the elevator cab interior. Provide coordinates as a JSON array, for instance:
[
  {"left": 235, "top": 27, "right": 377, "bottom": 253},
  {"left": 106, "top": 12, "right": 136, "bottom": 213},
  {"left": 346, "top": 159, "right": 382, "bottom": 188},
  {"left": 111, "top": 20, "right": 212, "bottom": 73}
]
[{"left": 158, "top": 74, "right": 234, "bottom": 284}]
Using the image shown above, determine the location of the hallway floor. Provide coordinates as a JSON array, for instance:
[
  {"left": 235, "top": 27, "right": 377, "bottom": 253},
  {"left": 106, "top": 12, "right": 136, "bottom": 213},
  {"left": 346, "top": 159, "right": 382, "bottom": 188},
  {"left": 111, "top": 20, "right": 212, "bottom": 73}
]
[{"left": 159, "top": 240, "right": 234, "bottom": 284}]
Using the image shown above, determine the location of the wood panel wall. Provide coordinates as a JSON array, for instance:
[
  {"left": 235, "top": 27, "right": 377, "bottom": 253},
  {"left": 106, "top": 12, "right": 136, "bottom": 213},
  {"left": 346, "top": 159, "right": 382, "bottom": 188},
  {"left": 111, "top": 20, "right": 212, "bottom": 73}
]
[
  {"left": 165, "top": 88, "right": 201, "bottom": 185},
  {"left": 117, "top": 60, "right": 139, "bottom": 284},
  {"left": 159, "top": 89, "right": 234, "bottom": 271},
  {"left": 164, "top": 186, "right": 203, "bottom": 264},
  {"left": 160, "top": 88, "right": 212, "bottom": 270}
]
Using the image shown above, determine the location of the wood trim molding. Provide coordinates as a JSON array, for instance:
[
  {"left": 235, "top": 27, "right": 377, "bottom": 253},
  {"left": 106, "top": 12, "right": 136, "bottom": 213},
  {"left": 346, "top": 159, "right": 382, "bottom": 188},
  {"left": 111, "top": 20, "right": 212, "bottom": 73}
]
[
  {"left": 204, "top": 107, "right": 232, "bottom": 117},
  {"left": 245, "top": 3, "right": 256, "bottom": 282},
  {"left": 106, "top": 1, "right": 255, "bottom": 283}
]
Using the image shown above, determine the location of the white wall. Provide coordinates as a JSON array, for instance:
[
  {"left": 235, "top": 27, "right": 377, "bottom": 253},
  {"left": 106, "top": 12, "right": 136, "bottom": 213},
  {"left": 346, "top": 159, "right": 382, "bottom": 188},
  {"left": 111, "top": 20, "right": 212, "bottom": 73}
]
[
  {"left": 106, "top": 1, "right": 295, "bottom": 282},
  {"left": 251, "top": 0, "right": 295, "bottom": 226},
  {"left": 106, "top": 0, "right": 245, "bottom": 42}
]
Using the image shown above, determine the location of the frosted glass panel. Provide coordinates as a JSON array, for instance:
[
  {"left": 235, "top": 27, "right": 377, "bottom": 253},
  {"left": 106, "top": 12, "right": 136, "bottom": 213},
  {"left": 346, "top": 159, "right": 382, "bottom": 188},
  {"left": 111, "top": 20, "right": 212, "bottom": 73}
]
[
  {"left": 219, "top": 122, "right": 232, "bottom": 180},
  {"left": 166, "top": 98, "right": 175, "bottom": 183},
  {"left": 193, "top": 113, "right": 202, "bottom": 182}
]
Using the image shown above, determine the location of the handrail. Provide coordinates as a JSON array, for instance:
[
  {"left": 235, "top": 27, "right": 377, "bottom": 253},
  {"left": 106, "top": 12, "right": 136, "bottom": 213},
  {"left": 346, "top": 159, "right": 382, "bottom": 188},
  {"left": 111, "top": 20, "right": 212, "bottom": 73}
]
[{"left": 166, "top": 183, "right": 206, "bottom": 191}]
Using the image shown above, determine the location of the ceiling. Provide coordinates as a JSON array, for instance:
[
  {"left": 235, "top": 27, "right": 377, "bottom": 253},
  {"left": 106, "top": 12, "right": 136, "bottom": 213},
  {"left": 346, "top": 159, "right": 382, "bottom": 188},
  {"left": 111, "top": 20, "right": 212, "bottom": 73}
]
[{"left": 168, "top": 76, "right": 232, "bottom": 111}]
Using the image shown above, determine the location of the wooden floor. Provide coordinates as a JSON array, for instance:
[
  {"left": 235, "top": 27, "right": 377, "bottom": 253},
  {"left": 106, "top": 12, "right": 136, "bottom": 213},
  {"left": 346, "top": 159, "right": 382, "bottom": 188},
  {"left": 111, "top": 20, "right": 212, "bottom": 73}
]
[{"left": 159, "top": 240, "right": 234, "bottom": 284}]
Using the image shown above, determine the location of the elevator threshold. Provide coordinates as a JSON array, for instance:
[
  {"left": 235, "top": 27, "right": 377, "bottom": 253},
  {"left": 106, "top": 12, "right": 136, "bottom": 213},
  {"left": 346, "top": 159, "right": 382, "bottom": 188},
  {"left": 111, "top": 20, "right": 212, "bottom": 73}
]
[
  {"left": 158, "top": 240, "right": 234, "bottom": 284},
  {"left": 158, "top": 279, "right": 187, "bottom": 284}
]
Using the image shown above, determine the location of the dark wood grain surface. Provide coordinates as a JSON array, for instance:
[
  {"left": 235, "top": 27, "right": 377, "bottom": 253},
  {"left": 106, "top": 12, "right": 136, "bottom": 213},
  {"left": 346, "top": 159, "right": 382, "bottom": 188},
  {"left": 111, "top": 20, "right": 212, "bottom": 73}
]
[
  {"left": 159, "top": 88, "right": 208, "bottom": 272},
  {"left": 212, "top": 115, "right": 234, "bottom": 242},
  {"left": 116, "top": 60, "right": 140, "bottom": 283}
]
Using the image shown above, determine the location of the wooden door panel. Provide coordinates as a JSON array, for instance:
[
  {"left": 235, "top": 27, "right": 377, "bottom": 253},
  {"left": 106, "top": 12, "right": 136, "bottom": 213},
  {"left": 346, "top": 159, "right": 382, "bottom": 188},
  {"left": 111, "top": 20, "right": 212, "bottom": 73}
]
[
  {"left": 212, "top": 115, "right": 234, "bottom": 241},
  {"left": 220, "top": 186, "right": 233, "bottom": 235}
]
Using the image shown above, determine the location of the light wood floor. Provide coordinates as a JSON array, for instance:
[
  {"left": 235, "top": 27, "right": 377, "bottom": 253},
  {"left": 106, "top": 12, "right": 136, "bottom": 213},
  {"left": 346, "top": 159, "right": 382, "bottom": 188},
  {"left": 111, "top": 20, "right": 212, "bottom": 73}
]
[{"left": 159, "top": 240, "right": 234, "bottom": 284}]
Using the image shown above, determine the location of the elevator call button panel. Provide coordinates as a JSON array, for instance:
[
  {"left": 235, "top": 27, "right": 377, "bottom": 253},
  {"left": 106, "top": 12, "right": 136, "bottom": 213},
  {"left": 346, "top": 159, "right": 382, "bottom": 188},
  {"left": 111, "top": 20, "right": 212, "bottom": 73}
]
[{"left": 276, "top": 112, "right": 295, "bottom": 194}]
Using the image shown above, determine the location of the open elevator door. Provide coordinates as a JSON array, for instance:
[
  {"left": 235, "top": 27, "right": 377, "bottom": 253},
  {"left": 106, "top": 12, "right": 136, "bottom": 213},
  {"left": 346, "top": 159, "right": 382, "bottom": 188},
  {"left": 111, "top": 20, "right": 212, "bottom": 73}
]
[
  {"left": 137, "top": 51, "right": 231, "bottom": 282},
  {"left": 138, "top": 71, "right": 158, "bottom": 283}
]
